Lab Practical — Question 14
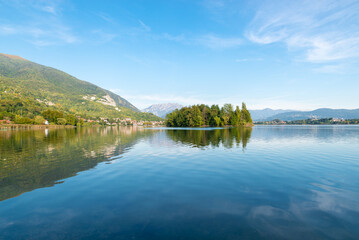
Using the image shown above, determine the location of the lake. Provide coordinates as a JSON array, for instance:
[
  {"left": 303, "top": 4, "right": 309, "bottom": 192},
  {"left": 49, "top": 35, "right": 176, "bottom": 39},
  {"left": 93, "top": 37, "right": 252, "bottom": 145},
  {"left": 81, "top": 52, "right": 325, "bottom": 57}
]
[{"left": 1, "top": 126, "right": 359, "bottom": 240}]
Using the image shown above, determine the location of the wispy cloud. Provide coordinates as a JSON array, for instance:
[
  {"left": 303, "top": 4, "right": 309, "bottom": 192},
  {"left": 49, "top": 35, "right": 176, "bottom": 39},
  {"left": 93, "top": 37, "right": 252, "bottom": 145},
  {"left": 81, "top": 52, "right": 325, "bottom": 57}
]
[
  {"left": 246, "top": 0, "right": 359, "bottom": 62},
  {"left": 42, "top": 5, "right": 56, "bottom": 14},
  {"left": 196, "top": 34, "right": 242, "bottom": 49},
  {"left": 313, "top": 64, "right": 346, "bottom": 74},
  {"left": 110, "top": 90, "right": 210, "bottom": 109},
  {"left": 111, "top": 90, "right": 256, "bottom": 110},
  {"left": 235, "top": 58, "right": 262, "bottom": 62},
  {"left": 0, "top": 25, "right": 17, "bottom": 35},
  {"left": 0, "top": 0, "right": 78, "bottom": 46},
  {"left": 0, "top": 0, "right": 62, "bottom": 15},
  {"left": 138, "top": 19, "right": 151, "bottom": 32},
  {"left": 121, "top": 94, "right": 207, "bottom": 109},
  {"left": 155, "top": 33, "right": 242, "bottom": 49},
  {"left": 91, "top": 29, "right": 116, "bottom": 44},
  {"left": 161, "top": 33, "right": 186, "bottom": 42},
  {"left": 96, "top": 12, "right": 116, "bottom": 24},
  {"left": 0, "top": 23, "right": 79, "bottom": 46}
]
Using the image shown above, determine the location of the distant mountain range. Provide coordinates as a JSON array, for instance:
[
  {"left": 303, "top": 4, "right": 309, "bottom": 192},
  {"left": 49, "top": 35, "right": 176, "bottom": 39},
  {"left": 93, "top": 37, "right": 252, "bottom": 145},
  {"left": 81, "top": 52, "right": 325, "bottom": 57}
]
[
  {"left": 262, "top": 108, "right": 359, "bottom": 121},
  {"left": 142, "top": 103, "right": 183, "bottom": 118},
  {"left": 142, "top": 104, "right": 359, "bottom": 121},
  {"left": 249, "top": 108, "right": 294, "bottom": 121},
  {"left": 0, "top": 53, "right": 161, "bottom": 121}
]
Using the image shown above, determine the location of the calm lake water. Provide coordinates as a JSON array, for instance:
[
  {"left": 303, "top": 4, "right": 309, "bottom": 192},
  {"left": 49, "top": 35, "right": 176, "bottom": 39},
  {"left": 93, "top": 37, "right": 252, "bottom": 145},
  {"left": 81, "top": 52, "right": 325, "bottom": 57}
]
[{"left": 1, "top": 126, "right": 359, "bottom": 240}]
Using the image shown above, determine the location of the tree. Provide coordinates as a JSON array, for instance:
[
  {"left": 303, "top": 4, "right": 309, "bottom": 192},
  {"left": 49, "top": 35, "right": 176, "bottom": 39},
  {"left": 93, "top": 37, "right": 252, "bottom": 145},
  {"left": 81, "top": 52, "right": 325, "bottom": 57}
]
[
  {"left": 34, "top": 116, "right": 45, "bottom": 125},
  {"left": 223, "top": 103, "right": 233, "bottom": 116},
  {"left": 235, "top": 106, "right": 241, "bottom": 125},
  {"left": 230, "top": 112, "right": 238, "bottom": 126},
  {"left": 14, "top": 115, "right": 33, "bottom": 124},
  {"left": 65, "top": 114, "right": 77, "bottom": 126},
  {"left": 165, "top": 112, "right": 175, "bottom": 127},
  {"left": 77, "top": 118, "right": 84, "bottom": 127},
  {"left": 57, "top": 118, "right": 67, "bottom": 125},
  {"left": 192, "top": 106, "right": 204, "bottom": 127},
  {"left": 214, "top": 116, "right": 221, "bottom": 126},
  {"left": 41, "top": 110, "right": 64, "bottom": 123},
  {"left": 241, "top": 102, "right": 252, "bottom": 123}
]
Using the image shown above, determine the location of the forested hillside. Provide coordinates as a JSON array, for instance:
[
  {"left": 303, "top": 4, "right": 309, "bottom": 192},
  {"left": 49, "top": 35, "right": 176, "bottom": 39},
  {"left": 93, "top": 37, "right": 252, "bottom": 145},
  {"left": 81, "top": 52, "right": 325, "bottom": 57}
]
[{"left": 0, "top": 53, "right": 161, "bottom": 123}]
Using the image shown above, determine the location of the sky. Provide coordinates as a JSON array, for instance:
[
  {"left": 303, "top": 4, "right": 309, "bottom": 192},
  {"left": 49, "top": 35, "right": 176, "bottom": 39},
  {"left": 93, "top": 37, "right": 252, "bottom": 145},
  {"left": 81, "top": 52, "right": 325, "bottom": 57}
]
[{"left": 0, "top": 0, "right": 359, "bottom": 110}]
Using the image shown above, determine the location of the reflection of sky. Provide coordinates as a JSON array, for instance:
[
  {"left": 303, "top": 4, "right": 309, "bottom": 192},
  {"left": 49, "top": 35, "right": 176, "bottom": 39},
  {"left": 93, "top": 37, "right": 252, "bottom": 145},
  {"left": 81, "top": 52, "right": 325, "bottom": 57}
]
[{"left": 1, "top": 126, "right": 359, "bottom": 239}]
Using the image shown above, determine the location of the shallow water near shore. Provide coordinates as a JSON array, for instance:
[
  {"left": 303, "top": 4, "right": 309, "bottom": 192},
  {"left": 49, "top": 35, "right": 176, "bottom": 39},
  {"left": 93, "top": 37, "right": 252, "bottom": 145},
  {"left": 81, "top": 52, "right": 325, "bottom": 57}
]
[{"left": 1, "top": 125, "right": 359, "bottom": 239}]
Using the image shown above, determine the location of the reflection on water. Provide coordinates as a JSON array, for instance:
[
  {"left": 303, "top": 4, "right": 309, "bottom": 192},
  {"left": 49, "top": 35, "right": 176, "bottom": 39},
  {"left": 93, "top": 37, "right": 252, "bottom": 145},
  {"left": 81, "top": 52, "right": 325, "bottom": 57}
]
[
  {"left": 165, "top": 127, "right": 252, "bottom": 149},
  {"left": 0, "top": 127, "right": 157, "bottom": 201},
  {"left": 0, "top": 126, "right": 359, "bottom": 240}
]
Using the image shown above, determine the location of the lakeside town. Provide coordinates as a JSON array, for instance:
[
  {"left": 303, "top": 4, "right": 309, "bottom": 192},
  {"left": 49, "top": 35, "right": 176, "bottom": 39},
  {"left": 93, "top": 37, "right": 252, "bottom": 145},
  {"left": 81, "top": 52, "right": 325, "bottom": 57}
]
[{"left": 0, "top": 116, "right": 164, "bottom": 129}]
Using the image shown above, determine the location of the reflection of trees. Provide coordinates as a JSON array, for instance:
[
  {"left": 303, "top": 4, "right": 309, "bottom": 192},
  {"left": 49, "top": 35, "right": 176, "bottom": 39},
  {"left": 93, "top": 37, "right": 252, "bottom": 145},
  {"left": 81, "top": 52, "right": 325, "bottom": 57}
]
[
  {"left": 0, "top": 127, "right": 156, "bottom": 201},
  {"left": 166, "top": 127, "right": 252, "bottom": 149}
]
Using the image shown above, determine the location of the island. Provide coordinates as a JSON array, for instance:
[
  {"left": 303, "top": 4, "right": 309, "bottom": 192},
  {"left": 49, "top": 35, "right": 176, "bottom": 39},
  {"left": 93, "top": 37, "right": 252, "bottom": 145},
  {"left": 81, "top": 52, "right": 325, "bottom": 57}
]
[{"left": 165, "top": 103, "right": 253, "bottom": 127}]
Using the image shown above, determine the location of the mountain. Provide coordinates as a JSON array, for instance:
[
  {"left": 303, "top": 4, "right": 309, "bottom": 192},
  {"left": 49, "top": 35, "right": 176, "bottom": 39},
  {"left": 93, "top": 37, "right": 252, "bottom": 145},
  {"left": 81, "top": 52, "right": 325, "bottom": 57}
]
[
  {"left": 0, "top": 53, "right": 161, "bottom": 121},
  {"left": 265, "top": 108, "right": 359, "bottom": 121},
  {"left": 143, "top": 103, "right": 183, "bottom": 118},
  {"left": 249, "top": 108, "right": 294, "bottom": 121}
]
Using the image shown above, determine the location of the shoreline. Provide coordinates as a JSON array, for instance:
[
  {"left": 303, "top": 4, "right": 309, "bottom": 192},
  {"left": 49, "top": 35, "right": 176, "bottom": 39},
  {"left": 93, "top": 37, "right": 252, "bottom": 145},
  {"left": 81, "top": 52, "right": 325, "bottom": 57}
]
[
  {"left": 0, "top": 124, "right": 76, "bottom": 129},
  {"left": 0, "top": 123, "right": 254, "bottom": 129},
  {"left": 161, "top": 123, "right": 254, "bottom": 128}
]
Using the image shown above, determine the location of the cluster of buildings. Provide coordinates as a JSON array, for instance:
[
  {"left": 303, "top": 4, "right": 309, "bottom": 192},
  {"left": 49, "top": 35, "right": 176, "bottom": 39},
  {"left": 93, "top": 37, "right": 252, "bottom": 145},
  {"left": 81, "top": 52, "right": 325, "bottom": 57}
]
[
  {"left": 0, "top": 119, "right": 11, "bottom": 124},
  {"left": 0, "top": 116, "right": 164, "bottom": 127},
  {"left": 90, "top": 117, "right": 164, "bottom": 126}
]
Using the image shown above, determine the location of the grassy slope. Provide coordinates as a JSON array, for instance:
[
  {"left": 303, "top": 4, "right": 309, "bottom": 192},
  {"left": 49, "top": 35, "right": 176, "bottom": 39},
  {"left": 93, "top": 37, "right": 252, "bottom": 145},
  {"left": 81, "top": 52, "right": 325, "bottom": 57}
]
[{"left": 0, "top": 53, "right": 161, "bottom": 121}]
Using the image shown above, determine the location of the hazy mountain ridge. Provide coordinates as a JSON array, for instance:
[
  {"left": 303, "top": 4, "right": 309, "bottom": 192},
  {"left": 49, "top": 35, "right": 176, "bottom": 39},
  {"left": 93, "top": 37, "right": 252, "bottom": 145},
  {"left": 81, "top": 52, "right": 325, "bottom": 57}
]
[
  {"left": 249, "top": 108, "right": 294, "bottom": 121},
  {"left": 143, "top": 103, "right": 183, "bottom": 118},
  {"left": 264, "top": 108, "right": 359, "bottom": 121},
  {"left": 0, "top": 53, "right": 161, "bottom": 121}
]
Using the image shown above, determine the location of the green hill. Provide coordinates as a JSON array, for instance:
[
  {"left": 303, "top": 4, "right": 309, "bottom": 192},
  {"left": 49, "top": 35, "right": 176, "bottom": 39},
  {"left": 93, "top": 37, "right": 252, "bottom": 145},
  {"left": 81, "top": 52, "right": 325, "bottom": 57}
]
[{"left": 0, "top": 53, "right": 161, "bottom": 122}]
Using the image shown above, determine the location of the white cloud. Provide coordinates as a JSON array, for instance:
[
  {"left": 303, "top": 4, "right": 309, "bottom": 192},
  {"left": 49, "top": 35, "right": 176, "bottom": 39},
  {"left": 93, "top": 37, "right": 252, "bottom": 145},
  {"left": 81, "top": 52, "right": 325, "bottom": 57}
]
[
  {"left": 42, "top": 6, "right": 56, "bottom": 14},
  {"left": 246, "top": 0, "right": 359, "bottom": 62}
]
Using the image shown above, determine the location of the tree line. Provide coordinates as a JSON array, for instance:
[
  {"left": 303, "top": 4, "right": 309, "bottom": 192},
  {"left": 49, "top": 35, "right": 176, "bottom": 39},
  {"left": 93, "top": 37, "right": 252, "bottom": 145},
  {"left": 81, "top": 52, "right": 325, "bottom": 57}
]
[
  {"left": 165, "top": 103, "right": 252, "bottom": 127},
  {"left": 4, "top": 109, "right": 81, "bottom": 126}
]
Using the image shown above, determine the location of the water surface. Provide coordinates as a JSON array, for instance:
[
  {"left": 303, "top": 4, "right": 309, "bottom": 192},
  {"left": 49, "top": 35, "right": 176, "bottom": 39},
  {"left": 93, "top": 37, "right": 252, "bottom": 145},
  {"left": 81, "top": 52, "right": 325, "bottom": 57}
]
[{"left": 1, "top": 126, "right": 359, "bottom": 239}]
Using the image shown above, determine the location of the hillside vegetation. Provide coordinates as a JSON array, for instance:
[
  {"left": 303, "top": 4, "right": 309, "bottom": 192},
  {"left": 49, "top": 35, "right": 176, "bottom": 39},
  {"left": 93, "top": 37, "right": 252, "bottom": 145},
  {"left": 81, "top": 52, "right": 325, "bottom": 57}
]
[{"left": 0, "top": 53, "right": 161, "bottom": 123}]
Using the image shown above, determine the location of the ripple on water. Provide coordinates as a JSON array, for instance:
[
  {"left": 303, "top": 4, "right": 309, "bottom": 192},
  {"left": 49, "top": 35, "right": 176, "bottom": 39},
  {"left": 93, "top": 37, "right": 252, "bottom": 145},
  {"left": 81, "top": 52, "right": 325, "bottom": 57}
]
[{"left": 0, "top": 126, "right": 359, "bottom": 239}]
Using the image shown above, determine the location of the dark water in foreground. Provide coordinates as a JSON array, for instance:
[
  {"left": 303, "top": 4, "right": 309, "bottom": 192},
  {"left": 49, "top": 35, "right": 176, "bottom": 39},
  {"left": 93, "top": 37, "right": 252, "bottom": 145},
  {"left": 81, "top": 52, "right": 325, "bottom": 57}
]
[{"left": 1, "top": 126, "right": 359, "bottom": 240}]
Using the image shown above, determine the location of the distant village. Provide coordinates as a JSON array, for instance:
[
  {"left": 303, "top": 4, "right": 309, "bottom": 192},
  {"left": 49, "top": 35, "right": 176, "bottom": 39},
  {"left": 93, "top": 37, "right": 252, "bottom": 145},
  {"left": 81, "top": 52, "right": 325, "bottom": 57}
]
[
  {"left": 0, "top": 116, "right": 164, "bottom": 127},
  {"left": 255, "top": 118, "right": 359, "bottom": 125},
  {"left": 96, "top": 117, "right": 164, "bottom": 126}
]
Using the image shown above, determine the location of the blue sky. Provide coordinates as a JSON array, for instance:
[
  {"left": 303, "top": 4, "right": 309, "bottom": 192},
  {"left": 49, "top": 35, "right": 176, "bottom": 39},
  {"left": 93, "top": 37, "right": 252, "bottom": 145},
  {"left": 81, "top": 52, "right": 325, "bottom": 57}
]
[{"left": 1, "top": 0, "right": 358, "bottom": 110}]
